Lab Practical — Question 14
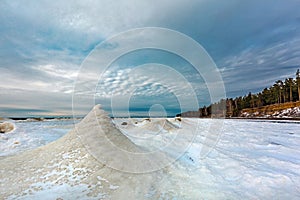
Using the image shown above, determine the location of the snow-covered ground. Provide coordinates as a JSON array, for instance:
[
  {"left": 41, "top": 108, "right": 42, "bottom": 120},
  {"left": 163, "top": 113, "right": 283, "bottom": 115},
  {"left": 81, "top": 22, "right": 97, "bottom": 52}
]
[
  {"left": 0, "top": 119, "right": 77, "bottom": 157},
  {"left": 0, "top": 107, "right": 299, "bottom": 199},
  {"left": 114, "top": 118, "right": 300, "bottom": 199}
]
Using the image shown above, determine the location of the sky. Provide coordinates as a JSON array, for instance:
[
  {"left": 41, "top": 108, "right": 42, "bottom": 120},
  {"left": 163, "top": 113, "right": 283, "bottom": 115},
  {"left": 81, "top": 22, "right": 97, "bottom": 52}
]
[{"left": 1, "top": 0, "right": 300, "bottom": 117}]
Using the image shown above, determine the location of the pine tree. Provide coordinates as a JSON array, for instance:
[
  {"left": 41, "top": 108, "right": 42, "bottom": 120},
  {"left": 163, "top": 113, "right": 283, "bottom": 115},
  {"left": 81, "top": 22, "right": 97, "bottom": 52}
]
[
  {"left": 296, "top": 69, "right": 300, "bottom": 101},
  {"left": 194, "top": 69, "right": 300, "bottom": 118},
  {"left": 285, "top": 78, "right": 294, "bottom": 102},
  {"left": 275, "top": 80, "right": 283, "bottom": 103}
]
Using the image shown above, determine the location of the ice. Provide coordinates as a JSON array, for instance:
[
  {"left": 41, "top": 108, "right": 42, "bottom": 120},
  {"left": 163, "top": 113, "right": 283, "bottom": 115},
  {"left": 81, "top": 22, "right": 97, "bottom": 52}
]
[
  {"left": 114, "top": 118, "right": 300, "bottom": 199},
  {"left": 8, "top": 183, "right": 106, "bottom": 200},
  {"left": 0, "top": 119, "right": 77, "bottom": 157},
  {"left": 0, "top": 106, "right": 300, "bottom": 199}
]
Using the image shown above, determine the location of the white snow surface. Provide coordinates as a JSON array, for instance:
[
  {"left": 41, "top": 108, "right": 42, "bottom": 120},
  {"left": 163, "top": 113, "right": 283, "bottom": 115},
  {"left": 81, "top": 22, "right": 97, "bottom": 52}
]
[
  {"left": 0, "top": 105, "right": 300, "bottom": 199},
  {"left": 0, "top": 119, "right": 76, "bottom": 157}
]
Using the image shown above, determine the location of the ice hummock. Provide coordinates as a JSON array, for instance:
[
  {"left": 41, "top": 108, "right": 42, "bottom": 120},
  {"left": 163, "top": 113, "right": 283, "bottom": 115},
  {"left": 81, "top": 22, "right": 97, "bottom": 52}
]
[{"left": 0, "top": 105, "right": 163, "bottom": 199}]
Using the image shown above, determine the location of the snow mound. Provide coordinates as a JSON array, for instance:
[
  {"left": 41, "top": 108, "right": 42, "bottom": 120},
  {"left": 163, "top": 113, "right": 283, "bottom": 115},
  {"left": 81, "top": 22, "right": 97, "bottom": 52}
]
[
  {"left": 0, "top": 105, "right": 164, "bottom": 199},
  {"left": 0, "top": 121, "right": 15, "bottom": 133},
  {"left": 131, "top": 118, "right": 180, "bottom": 132}
]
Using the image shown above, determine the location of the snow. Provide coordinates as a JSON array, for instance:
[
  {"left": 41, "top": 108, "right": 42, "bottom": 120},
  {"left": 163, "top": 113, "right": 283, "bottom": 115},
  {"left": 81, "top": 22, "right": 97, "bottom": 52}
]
[
  {"left": 0, "top": 105, "right": 300, "bottom": 199},
  {"left": 0, "top": 119, "right": 77, "bottom": 157},
  {"left": 241, "top": 106, "right": 300, "bottom": 118},
  {"left": 8, "top": 183, "right": 106, "bottom": 200},
  {"left": 273, "top": 106, "right": 300, "bottom": 118},
  {"left": 115, "top": 118, "right": 300, "bottom": 199}
]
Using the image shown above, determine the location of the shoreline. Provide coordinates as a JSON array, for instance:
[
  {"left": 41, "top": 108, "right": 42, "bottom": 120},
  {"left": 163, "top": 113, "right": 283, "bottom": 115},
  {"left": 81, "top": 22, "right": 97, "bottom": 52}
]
[{"left": 226, "top": 117, "right": 300, "bottom": 121}]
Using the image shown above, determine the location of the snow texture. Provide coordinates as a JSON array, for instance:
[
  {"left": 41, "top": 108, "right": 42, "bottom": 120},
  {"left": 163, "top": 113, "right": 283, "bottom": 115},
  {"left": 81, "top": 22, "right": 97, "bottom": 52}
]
[
  {"left": 0, "top": 105, "right": 299, "bottom": 199},
  {"left": 0, "top": 119, "right": 75, "bottom": 157}
]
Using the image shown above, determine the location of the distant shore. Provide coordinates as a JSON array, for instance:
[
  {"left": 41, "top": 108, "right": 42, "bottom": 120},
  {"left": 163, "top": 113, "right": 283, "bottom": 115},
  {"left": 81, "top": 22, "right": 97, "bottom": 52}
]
[
  {"left": 178, "top": 101, "right": 300, "bottom": 119},
  {"left": 0, "top": 116, "right": 83, "bottom": 122},
  {"left": 227, "top": 117, "right": 300, "bottom": 121}
]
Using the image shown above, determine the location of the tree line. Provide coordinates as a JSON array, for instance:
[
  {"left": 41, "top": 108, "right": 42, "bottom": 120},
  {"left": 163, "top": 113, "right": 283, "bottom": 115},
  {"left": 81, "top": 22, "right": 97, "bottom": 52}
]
[{"left": 196, "top": 69, "right": 300, "bottom": 118}]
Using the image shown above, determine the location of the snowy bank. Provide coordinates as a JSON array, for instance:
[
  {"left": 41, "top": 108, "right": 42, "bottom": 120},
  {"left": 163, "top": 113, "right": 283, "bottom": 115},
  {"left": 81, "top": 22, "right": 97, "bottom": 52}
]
[
  {"left": 240, "top": 101, "right": 300, "bottom": 118},
  {"left": 241, "top": 106, "right": 300, "bottom": 118}
]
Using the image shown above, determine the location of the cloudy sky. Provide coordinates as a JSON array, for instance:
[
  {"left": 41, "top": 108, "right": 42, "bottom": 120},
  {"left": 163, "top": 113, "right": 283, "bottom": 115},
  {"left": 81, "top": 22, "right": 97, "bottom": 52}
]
[{"left": 1, "top": 0, "right": 300, "bottom": 117}]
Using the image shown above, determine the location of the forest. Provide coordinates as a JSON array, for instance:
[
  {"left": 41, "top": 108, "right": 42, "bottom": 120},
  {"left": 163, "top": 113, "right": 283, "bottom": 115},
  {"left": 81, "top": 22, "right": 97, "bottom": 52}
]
[{"left": 182, "top": 69, "right": 300, "bottom": 118}]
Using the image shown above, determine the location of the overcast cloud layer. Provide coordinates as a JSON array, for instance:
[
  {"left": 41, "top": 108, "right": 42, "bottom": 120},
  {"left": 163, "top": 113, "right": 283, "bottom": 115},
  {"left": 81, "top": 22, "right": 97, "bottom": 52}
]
[{"left": 1, "top": 0, "right": 300, "bottom": 116}]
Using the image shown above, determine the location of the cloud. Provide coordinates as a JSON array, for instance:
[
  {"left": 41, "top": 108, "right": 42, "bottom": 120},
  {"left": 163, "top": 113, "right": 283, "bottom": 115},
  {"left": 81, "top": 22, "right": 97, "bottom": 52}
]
[
  {"left": 220, "top": 38, "right": 300, "bottom": 96},
  {"left": 1, "top": 0, "right": 300, "bottom": 116},
  {"left": 0, "top": 87, "right": 73, "bottom": 117},
  {"left": 93, "top": 63, "right": 202, "bottom": 116}
]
